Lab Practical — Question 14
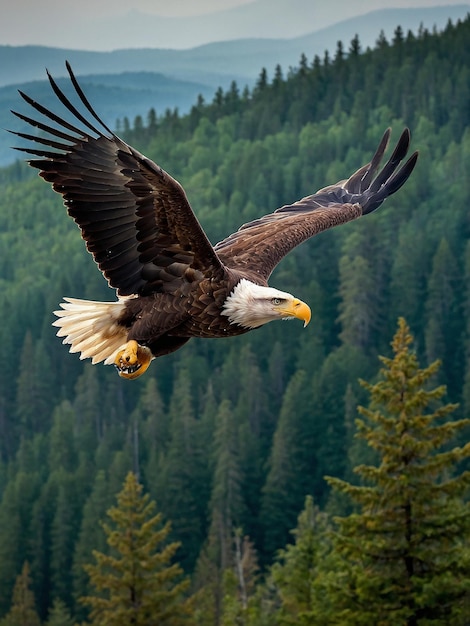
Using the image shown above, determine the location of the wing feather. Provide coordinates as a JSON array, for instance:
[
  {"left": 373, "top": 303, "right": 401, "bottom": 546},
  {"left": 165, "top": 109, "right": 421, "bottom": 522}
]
[
  {"left": 11, "top": 64, "right": 418, "bottom": 295},
  {"left": 11, "top": 63, "right": 224, "bottom": 296},
  {"left": 215, "top": 128, "right": 418, "bottom": 280}
]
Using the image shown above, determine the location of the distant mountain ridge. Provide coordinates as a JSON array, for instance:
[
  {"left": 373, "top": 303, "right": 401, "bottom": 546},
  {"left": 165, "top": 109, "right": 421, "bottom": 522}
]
[
  {"left": 1, "top": 5, "right": 468, "bottom": 166},
  {"left": 2, "top": 0, "right": 469, "bottom": 51},
  {"left": 0, "top": 5, "right": 468, "bottom": 88},
  {"left": 0, "top": 72, "right": 214, "bottom": 166}
]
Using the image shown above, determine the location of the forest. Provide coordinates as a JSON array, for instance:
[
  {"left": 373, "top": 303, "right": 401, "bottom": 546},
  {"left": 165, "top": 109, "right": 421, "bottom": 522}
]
[{"left": 0, "top": 13, "right": 470, "bottom": 625}]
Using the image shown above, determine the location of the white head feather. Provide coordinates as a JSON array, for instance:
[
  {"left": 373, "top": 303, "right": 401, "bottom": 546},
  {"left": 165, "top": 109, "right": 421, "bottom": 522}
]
[{"left": 222, "top": 279, "right": 299, "bottom": 329}]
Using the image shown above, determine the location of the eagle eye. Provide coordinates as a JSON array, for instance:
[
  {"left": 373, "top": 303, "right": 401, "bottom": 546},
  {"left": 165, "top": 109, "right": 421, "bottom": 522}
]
[{"left": 271, "top": 297, "right": 284, "bottom": 305}]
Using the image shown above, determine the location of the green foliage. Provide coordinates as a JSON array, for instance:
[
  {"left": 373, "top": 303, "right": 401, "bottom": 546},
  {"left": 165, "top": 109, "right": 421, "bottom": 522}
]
[
  {"left": 73, "top": 470, "right": 111, "bottom": 622},
  {"left": 219, "top": 532, "right": 259, "bottom": 626},
  {"left": 0, "top": 562, "right": 41, "bottom": 626},
  {"left": 269, "top": 496, "right": 331, "bottom": 625},
  {"left": 193, "top": 529, "right": 259, "bottom": 626},
  {"left": 326, "top": 318, "right": 470, "bottom": 624},
  {"left": 261, "top": 370, "right": 313, "bottom": 556},
  {"left": 46, "top": 598, "right": 75, "bottom": 626},
  {"left": 80, "top": 472, "right": 192, "bottom": 625}
]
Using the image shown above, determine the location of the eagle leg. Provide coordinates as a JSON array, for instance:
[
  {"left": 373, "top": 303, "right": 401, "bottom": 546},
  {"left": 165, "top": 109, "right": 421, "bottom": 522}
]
[{"left": 114, "top": 340, "right": 153, "bottom": 380}]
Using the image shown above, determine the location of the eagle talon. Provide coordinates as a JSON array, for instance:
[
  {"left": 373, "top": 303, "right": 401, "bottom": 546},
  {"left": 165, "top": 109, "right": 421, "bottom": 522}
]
[{"left": 114, "top": 340, "right": 153, "bottom": 380}]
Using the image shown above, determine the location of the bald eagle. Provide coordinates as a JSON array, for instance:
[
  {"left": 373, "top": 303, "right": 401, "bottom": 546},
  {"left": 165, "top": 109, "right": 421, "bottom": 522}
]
[{"left": 11, "top": 63, "right": 418, "bottom": 379}]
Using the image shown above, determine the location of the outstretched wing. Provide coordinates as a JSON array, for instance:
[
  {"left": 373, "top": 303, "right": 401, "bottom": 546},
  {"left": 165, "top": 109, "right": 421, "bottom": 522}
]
[
  {"left": 215, "top": 128, "right": 418, "bottom": 281},
  {"left": 10, "top": 62, "right": 224, "bottom": 297}
]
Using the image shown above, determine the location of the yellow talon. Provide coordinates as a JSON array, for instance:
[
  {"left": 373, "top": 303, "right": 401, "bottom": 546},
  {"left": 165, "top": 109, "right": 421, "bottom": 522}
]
[{"left": 114, "top": 340, "right": 153, "bottom": 380}]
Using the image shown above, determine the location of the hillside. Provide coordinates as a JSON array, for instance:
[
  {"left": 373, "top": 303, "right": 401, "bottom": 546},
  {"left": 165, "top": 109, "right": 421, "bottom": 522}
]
[
  {"left": 2, "top": 0, "right": 469, "bottom": 50},
  {"left": 1, "top": 5, "right": 468, "bottom": 167},
  {"left": 1, "top": 72, "right": 214, "bottom": 166},
  {"left": 1, "top": 6, "right": 468, "bottom": 86},
  {"left": 0, "top": 13, "right": 469, "bottom": 624}
]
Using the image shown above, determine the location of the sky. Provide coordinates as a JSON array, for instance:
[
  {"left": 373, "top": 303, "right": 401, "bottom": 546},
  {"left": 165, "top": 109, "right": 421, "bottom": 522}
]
[{"left": 2, "top": 0, "right": 468, "bottom": 50}]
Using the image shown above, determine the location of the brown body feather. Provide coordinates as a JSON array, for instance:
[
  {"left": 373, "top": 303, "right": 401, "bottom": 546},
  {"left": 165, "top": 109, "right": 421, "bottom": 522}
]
[{"left": 11, "top": 63, "right": 418, "bottom": 372}]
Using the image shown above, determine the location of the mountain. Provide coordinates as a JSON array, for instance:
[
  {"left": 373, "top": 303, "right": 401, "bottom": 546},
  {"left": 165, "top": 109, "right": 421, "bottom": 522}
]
[
  {"left": 1, "top": 5, "right": 468, "bottom": 166},
  {"left": 2, "top": 0, "right": 470, "bottom": 50},
  {"left": 1, "top": 6, "right": 468, "bottom": 88},
  {"left": 0, "top": 72, "right": 214, "bottom": 166}
]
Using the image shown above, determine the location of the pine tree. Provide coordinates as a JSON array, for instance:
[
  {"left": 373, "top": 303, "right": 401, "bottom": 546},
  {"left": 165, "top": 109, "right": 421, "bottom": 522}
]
[
  {"left": 326, "top": 318, "right": 470, "bottom": 625},
  {"left": 157, "top": 367, "right": 207, "bottom": 571},
  {"left": 310, "top": 345, "right": 370, "bottom": 506},
  {"left": 207, "top": 399, "right": 245, "bottom": 572},
  {"left": 260, "top": 370, "right": 313, "bottom": 559},
  {"left": 73, "top": 470, "right": 111, "bottom": 620},
  {"left": 48, "top": 401, "right": 78, "bottom": 473},
  {"left": 194, "top": 528, "right": 259, "bottom": 626},
  {"left": 220, "top": 531, "right": 259, "bottom": 626},
  {"left": 15, "top": 331, "right": 52, "bottom": 435},
  {"left": 49, "top": 469, "right": 82, "bottom": 608},
  {"left": 461, "top": 239, "right": 470, "bottom": 417},
  {"left": 28, "top": 473, "right": 59, "bottom": 619},
  {"left": 73, "top": 365, "right": 103, "bottom": 451},
  {"left": 0, "top": 562, "right": 41, "bottom": 626},
  {"left": 337, "top": 253, "right": 378, "bottom": 352},
  {"left": 424, "top": 237, "right": 463, "bottom": 397},
  {"left": 269, "top": 496, "right": 330, "bottom": 625},
  {"left": 80, "top": 472, "right": 192, "bottom": 626},
  {"left": 192, "top": 399, "right": 245, "bottom": 625},
  {"left": 0, "top": 470, "right": 40, "bottom": 616},
  {"left": 46, "top": 598, "right": 75, "bottom": 626}
]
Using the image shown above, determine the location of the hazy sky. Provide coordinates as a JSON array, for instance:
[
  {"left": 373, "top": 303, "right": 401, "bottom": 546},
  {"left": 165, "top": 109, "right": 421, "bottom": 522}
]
[
  {"left": 3, "top": 0, "right": 464, "bottom": 19},
  {"left": 2, "top": 0, "right": 467, "bottom": 49}
]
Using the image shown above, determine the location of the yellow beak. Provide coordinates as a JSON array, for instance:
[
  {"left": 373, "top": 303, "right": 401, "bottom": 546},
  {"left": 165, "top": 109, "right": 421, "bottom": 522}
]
[{"left": 277, "top": 298, "right": 311, "bottom": 327}]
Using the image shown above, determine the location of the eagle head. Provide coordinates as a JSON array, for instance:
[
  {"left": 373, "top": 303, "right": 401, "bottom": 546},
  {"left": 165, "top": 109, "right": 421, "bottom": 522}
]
[{"left": 222, "top": 279, "right": 311, "bottom": 329}]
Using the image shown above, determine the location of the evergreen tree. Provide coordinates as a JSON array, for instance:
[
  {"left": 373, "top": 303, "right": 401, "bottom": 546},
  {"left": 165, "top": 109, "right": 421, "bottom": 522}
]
[
  {"left": 81, "top": 472, "right": 192, "bottom": 625},
  {"left": 337, "top": 254, "right": 376, "bottom": 350},
  {"left": 73, "top": 470, "right": 111, "bottom": 620},
  {"left": 28, "top": 473, "right": 59, "bottom": 619},
  {"left": 254, "top": 68, "right": 268, "bottom": 94},
  {"left": 194, "top": 529, "right": 259, "bottom": 626},
  {"left": 15, "top": 331, "right": 53, "bottom": 435},
  {"left": 48, "top": 401, "right": 78, "bottom": 473},
  {"left": 0, "top": 562, "right": 40, "bottom": 626},
  {"left": 461, "top": 239, "right": 470, "bottom": 417},
  {"left": 73, "top": 365, "right": 103, "bottom": 451},
  {"left": 137, "top": 377, "right": 168, "bottom": 489},
  {"left": 219, "top": 531, "right": 259, "bottom": 626},
  {"left": 269, "top": 496, "right": 331, "bottom": 625},
  {"left": 45, "top": 598, "right": 75, "bottom": 626},
  {"left": 326, "top": 318, "right": 470, "bottom": 625},
  {"left": 260, "top": 370, "right": 313, "bottom": 559},
  {"left": 0, "top": 470, "right": 40, "bottom": 616},
  {"left": 424, "top": 237, "right": 463, "bottom": 397},
  {"left": 192, "top": 399, "right": 245, "bottom": 625},
  {"left": 349, "top": 34, "right": 361, "bottom": 57},
  {"left": 157, "top": 367, "right": 207, "bottom": 571},
  {"left": 310, "top": 345, "right": 370, "bottom": 506},
  {"left": 49, "top": 469, "right": 82, "bottom": 609},
  {"left": 207, "top": 399, "right": 245, "bottom": 571},
  {"left": 389, "top": 220, "right": 428, "bottom": 342}
]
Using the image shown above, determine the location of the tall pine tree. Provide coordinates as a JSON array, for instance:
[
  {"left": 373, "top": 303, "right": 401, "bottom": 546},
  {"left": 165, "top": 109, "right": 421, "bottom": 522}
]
[
  {"left": 81, "top": 472, "right": 192, "bottom": 625},
  {"left": 269, "top": 496, "right": 331, "bottom": 625},
  {"left": 326, "top": 318, "right": 470, "bottom": 625},
  {"left": 0, "top": 562, "right": 40, "bottom": 626}
]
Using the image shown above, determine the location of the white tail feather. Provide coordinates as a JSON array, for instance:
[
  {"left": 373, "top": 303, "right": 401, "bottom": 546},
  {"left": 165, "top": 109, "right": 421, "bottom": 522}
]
[{"left": 53, "top": 297, "right": 131, "bottom": 365}]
